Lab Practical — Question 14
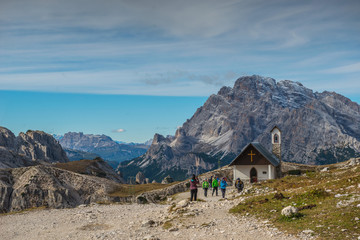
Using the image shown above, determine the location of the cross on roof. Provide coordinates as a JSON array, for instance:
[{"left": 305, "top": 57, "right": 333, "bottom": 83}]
[{"left": 248, "top": 150, "right": 256, "bottom": 162}]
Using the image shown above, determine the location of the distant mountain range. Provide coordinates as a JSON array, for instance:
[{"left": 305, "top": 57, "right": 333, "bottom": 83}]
[
  {"left": 117, "top": 75, "right": 360, "bottom": 182},
  {"left": 58, "top": 132, "right": 151, "bottom": 167}
]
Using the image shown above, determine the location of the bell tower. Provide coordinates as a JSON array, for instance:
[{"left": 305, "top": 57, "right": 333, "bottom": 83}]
[{"left": 271, "top": 126, "right": 282, "bottom": 178}]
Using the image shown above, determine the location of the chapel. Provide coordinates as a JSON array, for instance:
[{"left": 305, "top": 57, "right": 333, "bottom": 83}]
[{"left": 229, "top": 126, "right": 282, "bottom": 183}]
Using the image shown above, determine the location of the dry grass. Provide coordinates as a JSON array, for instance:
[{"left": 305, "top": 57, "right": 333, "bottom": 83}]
[
  {"left": 230, "top": 166, "right": 360, "bottom": 240},
  {"left": 108, "top": 182, "right": 179, "bottom": 197},
  {"left": 0, "top": 206, "right": 48, "bottom": 216},
  {"left": 54, "top": 159, "right": 102, "bottom": 174}
]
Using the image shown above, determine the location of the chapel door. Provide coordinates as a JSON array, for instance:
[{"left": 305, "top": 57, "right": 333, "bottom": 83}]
[{"left": 250, "top": 167, "right": 257, "bottom": 183}]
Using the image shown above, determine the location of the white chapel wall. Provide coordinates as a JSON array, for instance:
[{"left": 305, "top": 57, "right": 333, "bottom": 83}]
[{"left": 234, "top": 165, "right": 275, "bottom": 182}]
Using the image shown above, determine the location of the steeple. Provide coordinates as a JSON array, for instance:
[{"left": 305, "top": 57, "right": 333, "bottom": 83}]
[
  {"left": 271, "top": 126, "right": 282, "bottom": 178},
  {"left": 271, "top": 126, "right": 281, "bottom": 161}
]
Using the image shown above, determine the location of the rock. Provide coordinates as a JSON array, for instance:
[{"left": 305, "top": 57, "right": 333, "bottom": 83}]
[
  {"left": 0, "top": 165, "right": 118, "bottom": 213},
  {"left": 168, "top": 227, "right": 179, "bottom": 232},
  {"left": 152, "top": 180, "right": 157, "bottom": 183},
  {"left": 141, "top": 220, "right": 156, "bottom": 228},
  {"left": 281, "top": 206, "right": 298, "bottom": 217},
  {"left": 355, "top": 217, "right": 359, "bottom": 221},
  {"left": 357, "top": 204, "right": 360, "bottom": 208},
  {"left": 161, "top": 175, "right": 174, "bottom": 184},
  {"left": 136, "top": 172, "right": 146, "bottom": 184},
  {"left": 349, "top": 158, "right": 360, "bottom": 166},
  {"left": 0, "top": 127, "right": 68, "bottom": 169},
  {"left": 145, "top": 178, "right": 150, "bottom": 184},
  {"left": 177, "top": 199, "right": 189, "bottom": 208},
  {"left": 320, "top": 167, "right": 329, "bottom": 172},
  {"left": 302, "top": 229, "right": 314, "bottom": 234}
]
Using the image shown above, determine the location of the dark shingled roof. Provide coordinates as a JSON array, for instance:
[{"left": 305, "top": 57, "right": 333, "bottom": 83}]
[{"left": 229, "top": 142, "right": 280, "bottom": 167}]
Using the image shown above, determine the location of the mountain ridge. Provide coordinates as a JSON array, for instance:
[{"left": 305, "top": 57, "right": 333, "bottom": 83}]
[
  {"left": 117, "top": 75, "right": 360, "bottom": 182},
  {"left": 59, "top": 132, "right": 149, "bottom": 164}
]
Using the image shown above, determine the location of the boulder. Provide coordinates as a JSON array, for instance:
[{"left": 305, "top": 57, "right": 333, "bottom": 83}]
[
  {"left": 161, "top": 175, "right": 174, "bottom": 184},
  {"left": 177, "top": 199, "right": 189, "bottom": 208},
  {"left": 281, "top": 206, "right": 299, "bottom": 217},
  {"left": 136, "top": 171, "right": 146, "bottom": 184}
]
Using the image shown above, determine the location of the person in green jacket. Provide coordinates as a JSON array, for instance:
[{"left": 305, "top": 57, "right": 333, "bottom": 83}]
[
  {"left": 202, "top": 179, "right": 209, "bottom": 197},
  {"left": 212, "top": 177, "right": 219, "bottom": 196}
]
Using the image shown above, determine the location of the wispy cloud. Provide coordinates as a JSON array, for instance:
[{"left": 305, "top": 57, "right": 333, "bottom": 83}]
[
  {"left": 0, "top": 0, "right": 359, "bottom": 96},
  {"left": 322, "top": 62, "right": 360, "bottom": 74}
]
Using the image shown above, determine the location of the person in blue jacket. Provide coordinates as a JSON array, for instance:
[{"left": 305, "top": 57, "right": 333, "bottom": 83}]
[{"left": 220, "top": 177, "right": 228, "bottom": 198}]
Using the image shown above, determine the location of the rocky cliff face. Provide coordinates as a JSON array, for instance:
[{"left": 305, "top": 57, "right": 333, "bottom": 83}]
[
  {"left": 0, "top": 127, "right": 69, "bottom": 169},
  {"left": 59, "top": 132, "right": 148, "bottom": 164},
  {"left": 0, "top": 165, "right": 119, "bottom": 213},
  {"left": 118, "top": 75, "right": 360, "bottom": 182}
]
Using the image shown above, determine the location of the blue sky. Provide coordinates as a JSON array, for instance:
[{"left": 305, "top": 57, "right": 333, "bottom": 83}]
[{"left": 0, "top": 0, "right": 359, "bottom": 142}]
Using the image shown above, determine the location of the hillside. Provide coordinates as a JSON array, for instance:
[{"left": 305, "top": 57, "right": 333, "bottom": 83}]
[
  {"left": 118, "top": 75, "right": 360, "bottom": 182},
  {"left": 54, "top": 158, "right": 125, "bottom": 183},
  {"left": 230, "top": 158, "right": 360, "bottom": 240}
]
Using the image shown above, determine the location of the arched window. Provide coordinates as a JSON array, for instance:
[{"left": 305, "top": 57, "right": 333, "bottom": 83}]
[{"left": 274, "top": 133, "right": 279, "bottom": 143}]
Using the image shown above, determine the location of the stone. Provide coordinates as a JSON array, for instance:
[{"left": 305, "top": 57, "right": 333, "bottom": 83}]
[
  {"left": 281, "top": 206, "right": 298, "bottom": 217},
  {"left": 168, "top": 227, "right": 179, "bottom": 232},
  {"left": 302, "top": 229, "right": 314, "bottom": 234},
  {"left": 136, "top": 172, "right": 146, "bottom": 184},
  {"left": 320, "top": 167, "right": 329, "bottom": 172},
  {"left": 177, "top": 199, "right": 189, "bottom": 208},
  {"left": 141, "top": 220, "right": 156, "bottom": 228},
  {"left": 161, "top": 175, "right": 174, "bottom": 184}
]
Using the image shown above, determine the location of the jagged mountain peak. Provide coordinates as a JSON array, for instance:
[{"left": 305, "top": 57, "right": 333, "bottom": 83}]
[{"left": 118, "top": 75, "right": 360, "bottom": 182}]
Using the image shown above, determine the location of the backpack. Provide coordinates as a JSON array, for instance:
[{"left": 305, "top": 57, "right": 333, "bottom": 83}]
[
  {"left": 212, "top": 179, "right": 218, "bottom": 187},
  {"left": 202, "top": 181, "right": 209, "bottom": 189}
]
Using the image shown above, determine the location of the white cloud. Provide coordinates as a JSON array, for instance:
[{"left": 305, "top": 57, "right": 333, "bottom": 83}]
[{"left": 112, "top": 128, "right": 125, "bottom": 133}]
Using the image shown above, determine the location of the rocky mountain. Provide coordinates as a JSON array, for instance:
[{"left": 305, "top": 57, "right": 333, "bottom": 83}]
[
  {"left": 0, "top": 165, "right": 119, "bottom": 213},
  {"left": 0, "top": 127, "right": 69, "bottom": 169},
  {"left": 59, "top": 132, "right": 149, "bottom": 164},
  {"left": 118, "top": 75, "right": 360, "bottom": 182}
]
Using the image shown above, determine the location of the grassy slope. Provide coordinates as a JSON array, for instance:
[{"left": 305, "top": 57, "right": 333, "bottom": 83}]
[{"left": 230, "top": 164, "right": 360, "bottom": 239}]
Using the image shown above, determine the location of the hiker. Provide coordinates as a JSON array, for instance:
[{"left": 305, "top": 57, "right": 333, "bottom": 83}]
[
  {"left": 235, "top": 178, "right": 244, "bottom": 193},
  {"left": 212, "top": 177, "right": 219, "bottom": 196},
  {"left": 209, "top": 176, "right": 213, "bottom": 189},
  {"left": 202, "top": 178, "right": 209, "bottom": 197},
  {"left": 190, "top": 174, "right": 199, "bottom": 201},
  {"left": 220, "top": 177, "right": 228, "bottom": 198}
]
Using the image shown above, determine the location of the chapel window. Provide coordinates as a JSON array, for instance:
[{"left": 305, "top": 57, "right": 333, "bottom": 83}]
[{"left": 274, "top": 134, "right": 279, "bottom": 143}]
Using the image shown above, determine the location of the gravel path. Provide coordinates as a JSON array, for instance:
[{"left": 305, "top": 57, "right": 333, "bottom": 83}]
[{"left": 0, "top": 187, "right": 301, "bottom": 240}]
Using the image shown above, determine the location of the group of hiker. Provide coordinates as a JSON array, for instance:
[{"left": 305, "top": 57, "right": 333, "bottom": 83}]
[{"left": 189, "top": 174, "right": 245, "bottom": 201}]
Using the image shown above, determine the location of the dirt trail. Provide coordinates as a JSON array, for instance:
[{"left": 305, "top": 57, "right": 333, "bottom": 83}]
[{"left": 0, "top": 187, "right": 302, "bottom": 240}]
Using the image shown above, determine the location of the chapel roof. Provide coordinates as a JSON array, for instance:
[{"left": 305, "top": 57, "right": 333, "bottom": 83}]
[{"left": 229, "top": 142, "right": 280, "bottom": 167}]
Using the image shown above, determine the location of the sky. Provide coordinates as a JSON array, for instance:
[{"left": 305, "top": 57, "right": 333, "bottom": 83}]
[{"left": 0, "top": 0, "right": 359, "bottom": 142}]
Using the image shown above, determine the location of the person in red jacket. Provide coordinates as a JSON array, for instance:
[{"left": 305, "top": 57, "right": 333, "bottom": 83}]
[{"left": 189, "top": 174, "right": 199, "bottom": 201}]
